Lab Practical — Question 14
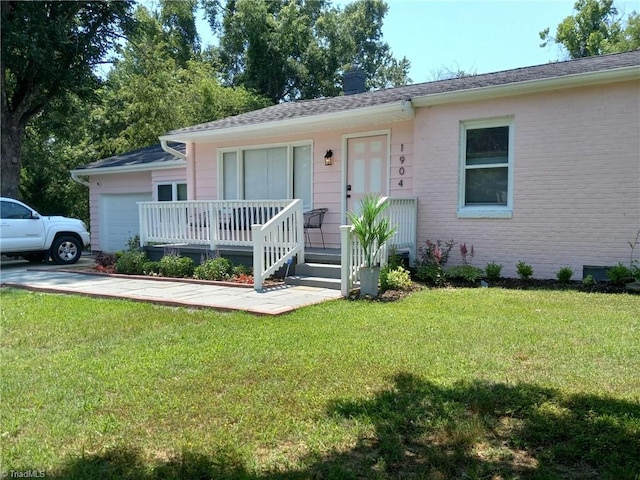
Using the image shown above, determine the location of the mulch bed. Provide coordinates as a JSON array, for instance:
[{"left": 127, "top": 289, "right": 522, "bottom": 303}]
[{"left": 370, "top": 278, "right": 638, "bottom": 302}]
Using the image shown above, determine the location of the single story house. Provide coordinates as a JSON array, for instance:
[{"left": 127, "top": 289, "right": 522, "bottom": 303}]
[{"left": 72, "top": 50, "right": 640, "bottom": 291}]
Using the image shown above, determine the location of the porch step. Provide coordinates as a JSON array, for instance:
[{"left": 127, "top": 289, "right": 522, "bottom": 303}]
[
  {"left": 285, "top": 261, "right": 342, "bottom": 290},
  {"left": 285, "top": 275, "right": 342, "bottom": 290},
  {"left": 295, "top": 262, "right": 341, "bottom": 279}
]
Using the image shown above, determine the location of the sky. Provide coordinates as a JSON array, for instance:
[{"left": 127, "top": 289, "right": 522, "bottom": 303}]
[
  {"left": 373, "top": 0, "right": 638, "bottom": 83},
  {"left": 195, "top": 0, "right": 639, "bottom": 84}
]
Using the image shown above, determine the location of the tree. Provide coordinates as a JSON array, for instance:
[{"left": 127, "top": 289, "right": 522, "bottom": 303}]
[
  {"left": 20, "top": 93, "right": 93, "bottom": 222},
  {"left": 540, "top": 0, "right": 640, "bottom": 58},
  {"left": 207, "top": 0, "right": 411, "bottom": 103},
  {"left": 89, "top": 5, "right": 271, "bottom": 156},
  {"left": 1, "top": 1, "right": 135, "bottom": 199}
]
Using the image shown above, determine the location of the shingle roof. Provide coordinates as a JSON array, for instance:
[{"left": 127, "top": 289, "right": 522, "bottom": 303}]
[
  {"left": 74, "top": 143, "right": 186, "bottom": 171},
  {"left": 165, "top": 50, "right": 640, "bottom": 137}
]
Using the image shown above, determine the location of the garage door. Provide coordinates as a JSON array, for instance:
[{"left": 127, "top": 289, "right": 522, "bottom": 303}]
[{"left": 100, "top": 193, "right": 152, "bottom": 252}]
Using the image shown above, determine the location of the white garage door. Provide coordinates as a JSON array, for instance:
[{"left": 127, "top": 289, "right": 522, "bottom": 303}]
[{"left": 100, "top": 193, "right": 152, "bottom": 252}]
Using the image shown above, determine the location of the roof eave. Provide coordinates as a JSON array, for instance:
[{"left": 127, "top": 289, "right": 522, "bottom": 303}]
[
  {"left": 159, "top": 100, "right": 415, "bottom": 143},
  {"left": 411, "top": 65, "right": 640, "bottom": 107},
  {"left": 70, "top": 159, "right": 187, "bottom": 177}
]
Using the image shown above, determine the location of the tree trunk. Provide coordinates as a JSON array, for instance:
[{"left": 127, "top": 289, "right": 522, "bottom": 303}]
[{"left": 0, "top": 112, "right": 24, "bottom": 199}]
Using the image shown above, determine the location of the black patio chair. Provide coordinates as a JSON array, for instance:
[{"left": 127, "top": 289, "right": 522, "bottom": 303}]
[{"left": 303, "top": 208, "right": 328, "bottom": 248}]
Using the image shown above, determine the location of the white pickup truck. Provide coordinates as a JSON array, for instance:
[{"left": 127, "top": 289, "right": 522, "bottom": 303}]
[{"left": 0, "top": 197, "right": 90, "bottom": 264}]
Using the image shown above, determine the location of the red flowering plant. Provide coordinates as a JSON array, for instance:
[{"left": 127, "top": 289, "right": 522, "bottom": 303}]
[{"left": 415, "top": 239, "right": 455, "bottom": 285}]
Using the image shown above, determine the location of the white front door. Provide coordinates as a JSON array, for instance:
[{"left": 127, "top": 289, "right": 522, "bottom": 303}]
[{"left": 346, "top": 134, "right": 388, "bottom": 213}]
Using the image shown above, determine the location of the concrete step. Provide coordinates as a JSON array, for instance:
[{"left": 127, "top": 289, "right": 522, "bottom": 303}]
[
  {"left": 285, "top": 275, "right": 342, "bottom": 290},
  {"left": 304, "top": 250, "right": 341, "bottom": 265},
  {"left": 295, "top": 262, "right": 341, "bottom": 279}
]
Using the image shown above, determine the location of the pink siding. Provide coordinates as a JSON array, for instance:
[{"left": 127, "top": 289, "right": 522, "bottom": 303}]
[
  {"left": 413, "top": 80, "right": 640, "bottom": 278},
  {"left": 191, "top": 124, "right": 415, "bottom": 248},
  {"left": 88, "top": 171, "right": 151, "bottom": 251},
  {"left": 184, "top": 79, "right": 638, "bottom": 277}
]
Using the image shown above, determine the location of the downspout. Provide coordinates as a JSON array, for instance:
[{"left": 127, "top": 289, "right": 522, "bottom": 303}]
[
  {"left": 71, "top": 172, "right": 90, "bottom": 187},
  {"left": 160, "top": 140, "right": 187, "bottom": 161}
]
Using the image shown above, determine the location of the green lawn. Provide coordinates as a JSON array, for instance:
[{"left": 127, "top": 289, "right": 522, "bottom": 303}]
[{"left": 1, "top": 288, "right": 639, "bottom": 479}]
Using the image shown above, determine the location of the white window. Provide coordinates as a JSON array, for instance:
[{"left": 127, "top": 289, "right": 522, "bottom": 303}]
[
  {"left": 458, "top": 118, "right": 514, "bottom": 218},
  {"left": 157, "top": 182, "right": 187, "bottom": 202},
  {"left": 219, "top": 142, "right": 313, "bottom": 210}
]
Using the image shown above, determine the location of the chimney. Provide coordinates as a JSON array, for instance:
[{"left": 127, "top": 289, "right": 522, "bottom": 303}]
[{"left": 343, "top": 69, "right": 366, "bottom": 95}]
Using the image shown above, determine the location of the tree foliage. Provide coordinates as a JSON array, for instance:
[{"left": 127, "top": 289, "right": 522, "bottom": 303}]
[
  {"left": 18, "top": 3, "right": 269, "bottom": 222},
  {"left": 1, "top": 0, "right": 135, "bottom": 199},
  {"left": 7, "top": 0, "right": 408, "bottom": 220},
  {"left": 208, "top": 0, "right": 411, "bottom": 103},
  {"left": 540, "top": 0, "right": 640, "bottom": 58},
  {"left": 90, "top": 5, "right": 271, "bottom": 155}
]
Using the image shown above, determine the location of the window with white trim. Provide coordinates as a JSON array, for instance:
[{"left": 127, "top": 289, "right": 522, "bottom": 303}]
[
  {"left": 459, "top": 118, "right": 514, "bottom": 218},
  {"left": 219, "top": 143, "right": 313, "bottom": 210},
  {"left": 157, "top": 182, "right": 187, "bottom": 201}
]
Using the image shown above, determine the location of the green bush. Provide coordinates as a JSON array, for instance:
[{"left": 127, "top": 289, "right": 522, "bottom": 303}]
[
  {"left": 194, "top": 257, "right": 234, "bottom": 281},
  {"left": 606, "top": 263, "right": 634, "bottom": 286},
  {"left": 485, "top": 262, "right": 503, "bottom": 281},
  {"left": 159, "top": 254, "right": 195, "bottom": 278},
  {"left": 142, "top": 261, "right": 161, "bottom": 275},
  {"left": 415, "top": 239, "right": 455, "bottom": 286},
  {"left": 582, "top": 274, "right": 596, "bottom": 287},
  {"left": 516, "top": 261, "right": 534, "bottom": 281},
  {"left": 446, "top": 265, "right": 484, "bottom": 283},
  {"left": 416, "top": 264, "right": 446, "bottom": 286},
  {"left": 381, "top": 266, "right": 412, "bottom": 291},
  {"left": 115, "top": 251, "right": 147, "bottom": 275},
  {"left": 233, "top": 264, "right": 251, "bottom": 276},
  {"left": 556, "top": 266, "right": 574, "bottom": 284}
]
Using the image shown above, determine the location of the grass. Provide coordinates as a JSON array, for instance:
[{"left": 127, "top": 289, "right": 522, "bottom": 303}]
[{"left": 1, "top": 287, "right": 639, "bottom": 479}]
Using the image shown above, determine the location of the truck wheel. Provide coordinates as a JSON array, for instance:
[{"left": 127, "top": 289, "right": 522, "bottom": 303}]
[{"left": 51, "top": 236, "right": 82, "bottom": 265}]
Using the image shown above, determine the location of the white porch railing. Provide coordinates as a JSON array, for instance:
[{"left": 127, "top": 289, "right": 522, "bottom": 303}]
[
  {"left": 340, "top": 197, "right": 417, "bottom": 297},
  {"left": 252, "top": 199, "right": 304, "bottom": 290},
  {"left": 138, "top": 199, "right": 303, "bottom": 290}
]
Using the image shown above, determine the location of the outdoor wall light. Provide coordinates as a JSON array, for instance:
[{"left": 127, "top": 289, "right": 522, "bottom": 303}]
[{"left": 324, "top": 149, "right": 334, "bottom": 166}]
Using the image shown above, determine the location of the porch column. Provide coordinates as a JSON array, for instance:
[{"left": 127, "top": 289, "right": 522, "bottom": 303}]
[{"left": 340, "top": 225, "right": 352, "bottom": 297}]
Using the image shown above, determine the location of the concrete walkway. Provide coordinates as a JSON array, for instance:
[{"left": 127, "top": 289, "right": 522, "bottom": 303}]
[{"left": 0, "top": 258, "right": 343, "bottom": 315}]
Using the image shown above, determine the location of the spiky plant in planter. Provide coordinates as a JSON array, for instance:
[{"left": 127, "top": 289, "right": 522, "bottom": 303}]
[{"left": 347, "top": 194, "right": 397, "bottom": 297}]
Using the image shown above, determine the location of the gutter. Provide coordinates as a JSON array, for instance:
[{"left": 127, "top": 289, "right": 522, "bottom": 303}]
[
  {"left": 70, "top": 159, "right": 187, "bottom": 177},
  {"left": 70, "top": 171, "right": 90, "bottom": 187},
  {"left": 161, "top": 140, "right": 187, "bottom": 160}
]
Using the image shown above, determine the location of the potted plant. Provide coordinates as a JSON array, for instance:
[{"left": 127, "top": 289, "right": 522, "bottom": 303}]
[{"left": 347, "top": 194, "right": 398, "bottom": 297}]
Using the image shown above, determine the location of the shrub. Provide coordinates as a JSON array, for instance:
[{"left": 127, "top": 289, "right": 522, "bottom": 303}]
[
  {"left": 582, "top": 274, "right": 596, "bottom": 286},
  {"left": 194, "top": 257, "right": 234, "bottom": 281},
  {"left": 159, "top": 254, "right": 195, "bottom": 278},
  {"left": 485, "top": 262, "right": 503, "bottom": 281},
  {"left": 415, "top": 239, "right": 455, "bottom": 286},
  {"left": 556, "top": 266, "right": 574, "bottom": 284},
  {"left": 233, "top": 264, "right": 251, "bottom": 276},
  {"left": 606, "top": 263, "right": 634, "bottom": 286},
  {"left": 446, "top": 265, "right": 484, "bottom": 283},
  {"left": 94, "top": 252, "right": 116, "bottom": 268},
  {"left": 125, "top": 235, "right": 141, "bottom": 252},
  {"left": 381, "top": 266, "right": 412, "bottom": 291},
  {"left": 115, "top": 250, "right": 147, "bottom": 275},
  {"left": 516, "top": 261, "right": 533, "bottom": 281},
  {"left": 142, "top": 261, "right": 161, "bottom": 276}
]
